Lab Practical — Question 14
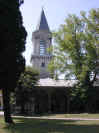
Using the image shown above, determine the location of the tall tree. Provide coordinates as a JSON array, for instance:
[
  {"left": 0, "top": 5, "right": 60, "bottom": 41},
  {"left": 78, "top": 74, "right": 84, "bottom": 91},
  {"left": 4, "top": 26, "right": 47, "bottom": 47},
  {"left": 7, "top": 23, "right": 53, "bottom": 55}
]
[
  {"left": 0, "top": 0, "right": 27, "bottom": 123},
  {"left": 50, "top": 8, "right": 99, "bottom": 87}
]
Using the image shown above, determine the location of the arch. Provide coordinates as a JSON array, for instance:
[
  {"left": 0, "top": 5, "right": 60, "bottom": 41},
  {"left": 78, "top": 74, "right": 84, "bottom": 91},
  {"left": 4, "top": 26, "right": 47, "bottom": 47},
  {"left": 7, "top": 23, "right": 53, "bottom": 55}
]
[{"left": 41, "top": 62, "right": 45, "bottom": 67}]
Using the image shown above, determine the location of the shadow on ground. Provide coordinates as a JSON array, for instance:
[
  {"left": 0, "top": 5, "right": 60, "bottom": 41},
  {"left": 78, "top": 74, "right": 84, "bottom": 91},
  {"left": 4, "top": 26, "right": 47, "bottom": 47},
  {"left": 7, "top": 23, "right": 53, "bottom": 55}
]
[{"left": 3, "top": 118, "right": 99, "bottom": 133}]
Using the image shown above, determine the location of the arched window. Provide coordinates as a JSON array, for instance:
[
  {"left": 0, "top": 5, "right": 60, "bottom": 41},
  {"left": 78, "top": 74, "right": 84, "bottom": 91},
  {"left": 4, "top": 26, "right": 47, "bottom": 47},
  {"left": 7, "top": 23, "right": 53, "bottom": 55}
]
[
  {"left": 40, "top": 40, "right": 46, "bottom": 55},
  {"left": 41, "top": 62, "right": 45, "bottom": 67}
]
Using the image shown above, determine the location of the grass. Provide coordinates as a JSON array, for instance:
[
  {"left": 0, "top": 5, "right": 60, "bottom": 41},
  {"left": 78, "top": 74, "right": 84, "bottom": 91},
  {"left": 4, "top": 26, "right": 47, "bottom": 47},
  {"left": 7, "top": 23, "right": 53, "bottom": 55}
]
[{"left": 0, "top": 114, "right": 99, "bottom": 133}]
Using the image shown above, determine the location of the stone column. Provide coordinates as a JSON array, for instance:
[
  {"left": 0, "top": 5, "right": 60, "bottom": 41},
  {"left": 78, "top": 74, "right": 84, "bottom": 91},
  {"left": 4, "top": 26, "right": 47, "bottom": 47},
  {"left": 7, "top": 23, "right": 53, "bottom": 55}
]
[
  {"left": 66, "top": 88, "right": 70, "bottom": 114},
  {"left": 67, "top": 95, "right": 70, "bottom": 113},
  {"left": 0, "top": 90, "right": 3, "bottom": 110},
  {"left": 48, "top": 92, "right": 52, "bottom": 113}
]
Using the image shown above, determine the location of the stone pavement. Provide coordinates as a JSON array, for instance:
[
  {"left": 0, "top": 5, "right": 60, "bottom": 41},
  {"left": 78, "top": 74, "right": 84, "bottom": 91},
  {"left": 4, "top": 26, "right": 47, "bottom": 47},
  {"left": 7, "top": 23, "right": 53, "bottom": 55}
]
[
  {"left": 0, "top": 111, "right": 4, "bottom": 115},
  {"left": 12, "top": 116, "right": 99, "bottom": 121},
  {"left": 0, "top": 112, "right": 99, "bottom": 121}
]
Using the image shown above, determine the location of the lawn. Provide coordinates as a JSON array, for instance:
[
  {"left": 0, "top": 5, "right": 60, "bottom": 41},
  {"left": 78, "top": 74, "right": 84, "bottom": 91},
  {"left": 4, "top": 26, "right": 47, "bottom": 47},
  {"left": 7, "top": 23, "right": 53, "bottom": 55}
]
[{"left": 0, "top": 115, "right": 99, "bottom": 133}]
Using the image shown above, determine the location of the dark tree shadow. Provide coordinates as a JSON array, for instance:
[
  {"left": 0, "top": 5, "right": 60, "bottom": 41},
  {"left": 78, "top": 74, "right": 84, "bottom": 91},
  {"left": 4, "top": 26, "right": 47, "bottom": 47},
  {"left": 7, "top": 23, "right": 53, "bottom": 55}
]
[{"left": 3, "top": 118, "right": 99, "bottom": 133}]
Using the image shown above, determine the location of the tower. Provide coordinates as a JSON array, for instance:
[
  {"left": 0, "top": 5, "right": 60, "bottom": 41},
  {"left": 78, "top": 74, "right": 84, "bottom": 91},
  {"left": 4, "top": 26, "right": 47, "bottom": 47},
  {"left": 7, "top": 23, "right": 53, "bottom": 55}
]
[{"left": 31, "top": 9, "right": 52, "bottom": 78}]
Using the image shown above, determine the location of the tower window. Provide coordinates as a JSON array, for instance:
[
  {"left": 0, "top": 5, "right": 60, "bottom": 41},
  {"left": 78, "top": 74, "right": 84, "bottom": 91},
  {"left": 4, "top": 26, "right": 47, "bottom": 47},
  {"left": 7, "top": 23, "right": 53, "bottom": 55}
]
[
  {"left": 41, "top": 62, "right": 45, "bottom": 67},
  {"left": 40, "top": 40, "right": 46, "bottom": 55}
]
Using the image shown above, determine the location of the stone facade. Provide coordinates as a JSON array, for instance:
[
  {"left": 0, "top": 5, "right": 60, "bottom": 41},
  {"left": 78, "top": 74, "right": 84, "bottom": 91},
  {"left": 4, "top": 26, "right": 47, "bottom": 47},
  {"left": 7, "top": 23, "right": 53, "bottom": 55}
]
[{"left": 31, "top": 9, "right": 52, "bottom": 78}]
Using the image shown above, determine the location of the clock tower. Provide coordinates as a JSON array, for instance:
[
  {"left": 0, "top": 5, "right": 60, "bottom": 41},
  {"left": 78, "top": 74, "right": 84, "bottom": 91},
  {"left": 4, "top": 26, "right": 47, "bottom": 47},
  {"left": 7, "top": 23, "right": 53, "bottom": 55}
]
[{"left": 31, "top": 9, "right": 52, "bottom": 78}]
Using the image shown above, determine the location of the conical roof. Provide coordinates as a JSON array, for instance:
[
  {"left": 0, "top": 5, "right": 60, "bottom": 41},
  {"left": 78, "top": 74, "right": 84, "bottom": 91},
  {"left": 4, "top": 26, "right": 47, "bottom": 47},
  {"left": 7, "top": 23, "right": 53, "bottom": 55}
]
[{"left": 36, "top": 9, "right": 50, "bottom": 31}]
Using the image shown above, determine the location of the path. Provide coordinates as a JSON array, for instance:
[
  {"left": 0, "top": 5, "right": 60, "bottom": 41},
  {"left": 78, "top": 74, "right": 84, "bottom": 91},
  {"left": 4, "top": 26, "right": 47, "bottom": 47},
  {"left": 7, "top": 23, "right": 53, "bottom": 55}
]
[
  {"left": 0, "top": 111, "right": 4, "bottom": 115},
  {"left": 1, "top": 112, "right": 99, "bottom": 121},
  {"left": 12, "top": 116, "right": 99, "bottom": 121}
]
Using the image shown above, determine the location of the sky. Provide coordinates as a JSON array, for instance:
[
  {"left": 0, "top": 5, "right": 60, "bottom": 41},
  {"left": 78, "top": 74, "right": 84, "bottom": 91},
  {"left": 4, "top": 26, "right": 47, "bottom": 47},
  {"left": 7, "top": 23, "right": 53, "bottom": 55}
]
[{"left": 20, "top": 0, "right": 99, "bottom": 66}]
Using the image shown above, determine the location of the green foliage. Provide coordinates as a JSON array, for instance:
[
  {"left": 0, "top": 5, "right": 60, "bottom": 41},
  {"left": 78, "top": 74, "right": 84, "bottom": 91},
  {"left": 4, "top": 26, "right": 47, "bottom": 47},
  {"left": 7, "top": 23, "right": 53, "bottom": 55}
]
[
  {"left": 17, "top": 66, "right": 39, "bottom": 90},
  {"left": 0, "top": 0, "right": 27, "bottom": 89},
  {"left": 48, "top": 9, "right": 99, "bottom": 113},
  {"left": 0, "top": 0, "right": 27, "bottom": 123},
  {"left": 51, "top": 8, "right": 99, "bottom": 86},
  {"left": 15, "top": 67, "right": 39, "bottom": 113},
  {"left": 16, "top": 1, "right": 27, "bottom": 85}
]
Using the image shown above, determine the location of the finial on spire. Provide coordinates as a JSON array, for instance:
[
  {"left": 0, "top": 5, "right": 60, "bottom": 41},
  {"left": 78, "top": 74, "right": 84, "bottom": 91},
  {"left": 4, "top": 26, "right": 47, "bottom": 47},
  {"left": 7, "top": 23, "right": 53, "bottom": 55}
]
[
  {"left": 42, "top": 5, "right": 44, "bottom": 10},
  {"left": 36, "top": 8, "right": 50, "bottom": 31},
  {"left": 42, "top": 0, "right": 46, "bottom": 10}
]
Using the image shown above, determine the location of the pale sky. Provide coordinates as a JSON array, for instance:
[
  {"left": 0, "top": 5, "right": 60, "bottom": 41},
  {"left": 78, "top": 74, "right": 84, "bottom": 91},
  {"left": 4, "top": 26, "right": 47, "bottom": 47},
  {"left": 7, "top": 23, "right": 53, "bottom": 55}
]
[{"left": 20, "top": 0, "right": 99, "bottom": 66}]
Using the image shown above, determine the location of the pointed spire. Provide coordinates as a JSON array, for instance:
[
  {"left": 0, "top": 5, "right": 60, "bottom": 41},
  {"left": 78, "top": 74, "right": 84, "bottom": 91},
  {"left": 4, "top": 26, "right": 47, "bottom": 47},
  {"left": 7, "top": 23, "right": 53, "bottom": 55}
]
[{"left": 36, "top": 9, "right": 50, "bottom": 31}]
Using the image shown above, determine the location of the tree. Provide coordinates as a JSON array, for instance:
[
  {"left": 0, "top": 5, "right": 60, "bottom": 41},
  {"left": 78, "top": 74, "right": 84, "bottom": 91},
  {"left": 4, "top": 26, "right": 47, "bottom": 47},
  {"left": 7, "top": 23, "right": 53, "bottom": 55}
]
[
  {"left": 49, "top": 9, "right": 99, "bottom": 112},
  {"left": 15, "top": 67, "right": 39, "bottom": 114},
  {"left": 51, "top": 8, "right": 99, "bottom": 87},
  {"left": 0, "top": 0, "right": 27, "bottom": 123}
]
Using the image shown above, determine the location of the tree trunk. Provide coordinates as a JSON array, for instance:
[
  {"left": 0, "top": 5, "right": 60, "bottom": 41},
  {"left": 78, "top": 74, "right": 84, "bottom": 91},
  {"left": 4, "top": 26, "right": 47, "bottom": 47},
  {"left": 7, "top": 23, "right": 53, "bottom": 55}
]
[{"left": 2, "top": 88, "right": 13, "bottom": 123}]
